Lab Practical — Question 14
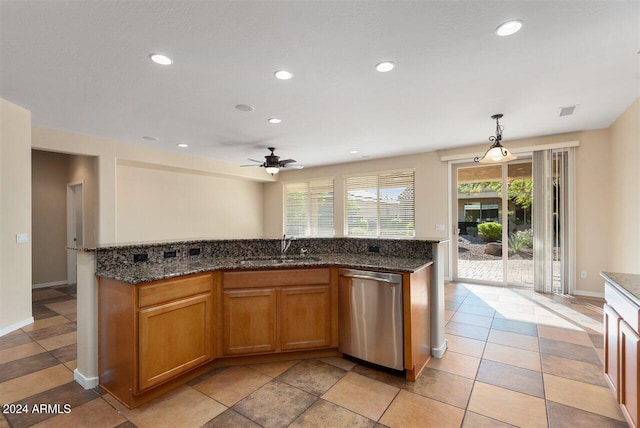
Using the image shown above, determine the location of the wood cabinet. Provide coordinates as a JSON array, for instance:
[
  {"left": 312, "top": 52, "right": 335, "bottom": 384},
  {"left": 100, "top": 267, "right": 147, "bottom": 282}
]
[
  {"left": 604, "top": 279, "right": 640, "bottom": 428},
  {"left": 223, "top": 288, "right": 277, "bottom": 355},
  {"left": 620, "top": 319, "right": 640, "bottom": 428},
  {"left": 604, "top": 303, "right": 621, "bottom": 393},
  {"left": 403, "top": 265, "right": 432, "bottom": 381},
  {"left": 280, "top": 286, "right": 331, "bottom": 350},
  {"left": 99, "top": 273, "right": 215, "bottom": 408},
  {"left": 221, "top": 268, "right": 337, "bottom": 355}
]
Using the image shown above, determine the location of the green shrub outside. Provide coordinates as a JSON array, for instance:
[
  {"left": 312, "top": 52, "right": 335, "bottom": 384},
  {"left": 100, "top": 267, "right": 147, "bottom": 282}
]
[
  {"left": 509, "top": 229, "right": 533, "bottom": 252},
  {"left": 478, "top": 222, "right": 502, "bottom": 242},
  {"left": 467, "top": 226, "right": 478, "bottom": 237}
]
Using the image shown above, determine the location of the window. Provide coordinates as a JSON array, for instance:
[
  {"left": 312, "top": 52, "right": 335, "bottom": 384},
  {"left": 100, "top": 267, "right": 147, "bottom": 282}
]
[
  {"left": 345, "top": 170, "right": 415, "bottom": 238},
  {"left": 284, "top": 178, "right": 334, "bottom": 237}
]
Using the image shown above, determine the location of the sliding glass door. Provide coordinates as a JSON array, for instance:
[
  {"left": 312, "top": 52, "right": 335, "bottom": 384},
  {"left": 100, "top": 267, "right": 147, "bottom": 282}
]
[{"left": 453, "top": 149, "right": 573, "bottom": 291}]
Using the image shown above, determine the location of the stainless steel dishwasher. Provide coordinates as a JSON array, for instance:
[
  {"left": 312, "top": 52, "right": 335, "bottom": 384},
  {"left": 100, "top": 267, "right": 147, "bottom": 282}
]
[{"left": 338, "top": 268, "right": 404, "bottom": 371}]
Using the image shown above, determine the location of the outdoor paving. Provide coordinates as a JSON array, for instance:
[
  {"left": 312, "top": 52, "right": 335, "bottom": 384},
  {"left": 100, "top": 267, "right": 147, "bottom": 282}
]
[{"left": 458, "top": 259, "right": 561, "bottom": 287}]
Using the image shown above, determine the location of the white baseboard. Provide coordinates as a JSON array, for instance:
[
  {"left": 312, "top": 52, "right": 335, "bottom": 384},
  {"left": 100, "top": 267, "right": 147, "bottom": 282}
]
[
  {"left": 432, "top": 339, "right": 448, "bottom": 359},
  {"left": 574, "top": 290, "right": 604, "bottom": 298},
  {"left": 0, "top": 316, "right": 34, "bottom": 337},
  {"left": 32, "top": 280, "right": 68, "bottom": 289},
  {"left": 74, "top": 369, "right": 99, "bottom": 389}
]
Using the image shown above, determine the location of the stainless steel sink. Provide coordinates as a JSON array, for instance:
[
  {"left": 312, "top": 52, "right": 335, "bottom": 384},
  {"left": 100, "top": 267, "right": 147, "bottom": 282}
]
[{"left": 239, "top": 256, "right": 320, "bottom": 265}]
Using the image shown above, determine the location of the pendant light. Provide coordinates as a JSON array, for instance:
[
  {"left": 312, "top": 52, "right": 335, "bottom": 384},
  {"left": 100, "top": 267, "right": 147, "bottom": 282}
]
[{"left": 474, "top": 114, "right": 517, "bottom": 163}]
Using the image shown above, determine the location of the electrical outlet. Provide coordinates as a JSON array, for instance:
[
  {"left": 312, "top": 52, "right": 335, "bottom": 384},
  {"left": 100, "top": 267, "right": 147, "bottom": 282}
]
[
  {"left": 164, "top": 250, "right": 177, "bottom": 258},
  {"left": 16, "top": 233, "right": 28, "bottom": 244},
  {"left": 134, "top": 253, "right": 148, "bottom": 263},
  {"left": 435, "top": 224, "right": 445, "bottom": 231},
  {"left": 580, "top": 271, "right": 587, "bottom": 279}
]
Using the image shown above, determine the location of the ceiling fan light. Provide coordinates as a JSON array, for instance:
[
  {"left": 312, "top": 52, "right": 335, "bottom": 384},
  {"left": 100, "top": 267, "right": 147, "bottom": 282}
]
[{"left": 265, "top": 166, "right": 280, "bottom": 175}]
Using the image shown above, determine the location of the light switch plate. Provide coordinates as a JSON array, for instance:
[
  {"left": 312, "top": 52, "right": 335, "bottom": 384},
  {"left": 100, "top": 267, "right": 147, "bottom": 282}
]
[
  {"left": 435, "top": 224, "right": 445, "bottom": 231},
  {"left": 16, "top": 233, "right": 28, "bottom": 244}
]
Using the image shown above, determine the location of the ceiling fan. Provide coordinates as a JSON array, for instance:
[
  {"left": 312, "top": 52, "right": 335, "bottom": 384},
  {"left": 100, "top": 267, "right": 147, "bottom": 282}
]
[{"left": 241, "top": 147, "right": 304, "bottom": 175}]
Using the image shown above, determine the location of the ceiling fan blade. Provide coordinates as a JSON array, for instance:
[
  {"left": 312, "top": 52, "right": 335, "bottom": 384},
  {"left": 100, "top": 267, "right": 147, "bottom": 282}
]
[
  {"left": 247, "top": 158, "right": 263, "bottom": 163},
  {"left": 240, "top": 164, "right": 262, "bottom": 167},
  {"left": 279, "top": 159, "right": 297, "bottom": 165}
]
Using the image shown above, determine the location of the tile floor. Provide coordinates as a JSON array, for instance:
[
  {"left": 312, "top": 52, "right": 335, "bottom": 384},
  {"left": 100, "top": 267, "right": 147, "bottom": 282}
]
[{"left": 0, "top": 282, "right": 629, "bottom": 427}]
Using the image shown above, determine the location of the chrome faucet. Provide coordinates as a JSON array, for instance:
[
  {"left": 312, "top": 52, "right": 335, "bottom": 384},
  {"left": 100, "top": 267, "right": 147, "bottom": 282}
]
[{"left": 281, "top": 234, "right": 294, "bottom": 255}]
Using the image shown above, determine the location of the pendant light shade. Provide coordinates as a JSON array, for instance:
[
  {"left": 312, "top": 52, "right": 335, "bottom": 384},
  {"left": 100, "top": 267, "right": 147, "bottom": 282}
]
[{"left": 475, "top": 114, "right": 517, "bottom": 164}]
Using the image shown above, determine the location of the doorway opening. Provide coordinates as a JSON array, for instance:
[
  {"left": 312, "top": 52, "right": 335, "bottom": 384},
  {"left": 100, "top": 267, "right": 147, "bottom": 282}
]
[{"left": 67, "top": 182, "right": 84, "bottom": 285}]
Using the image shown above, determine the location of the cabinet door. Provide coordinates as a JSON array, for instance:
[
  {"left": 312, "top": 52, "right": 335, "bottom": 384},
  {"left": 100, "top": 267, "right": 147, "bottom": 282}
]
[
  {"left": 280, "top": 286, "right": 331, "bottom": 350},
  {"left": 620, "top": 320, "right": 640, "bottom": 428},
  {"left": 138, "top": 294, "right": 213, "bottom": 391},
  {"left": 223, "top": 288, "right": 277, "bottom": 355},
  {"left": 604, "top": 303, "right": 621, "bottom": 394}
]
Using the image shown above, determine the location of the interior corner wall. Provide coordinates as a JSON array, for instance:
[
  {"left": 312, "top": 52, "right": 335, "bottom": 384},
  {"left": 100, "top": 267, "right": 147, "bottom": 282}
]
[
  {"left": 573, "top": 129, "right": 612, "bottom": 294},
  {"left": 608, "top": 98, "right": 640, "bottom": 274},
  {"left": 31, "top": 150, "right": 69, "bottom": 286},
  {"left": 0, "top": 98, "right": 33, "bottom": 334},
  {"left": 116, "top": 163, "right": 264, "bottom": 241}
]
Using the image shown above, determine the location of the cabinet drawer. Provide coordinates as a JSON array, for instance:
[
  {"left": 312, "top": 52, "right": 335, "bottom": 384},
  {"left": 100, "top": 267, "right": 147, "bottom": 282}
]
[
  {"left": 223, "top": 268, "right": 330, "bottom": 289},
  {"left": 139, "top": 273, "right": 212, "bottom": 308},
  {"left": 605, "top": 282, "right": 640, "bottom": 334}
]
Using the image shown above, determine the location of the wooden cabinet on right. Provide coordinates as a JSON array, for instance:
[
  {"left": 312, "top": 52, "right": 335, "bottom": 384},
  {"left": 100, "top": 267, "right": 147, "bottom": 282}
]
[
  {"left": 604, "top": 279, "right": 640, "bottom": 428},
  {"left": 280, "top": 285, "right": 331, "bottom": 350}
]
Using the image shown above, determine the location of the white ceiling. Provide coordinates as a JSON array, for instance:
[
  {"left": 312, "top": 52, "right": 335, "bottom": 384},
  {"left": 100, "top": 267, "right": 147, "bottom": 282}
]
[{"left": 1, "top": 1, "right": 638, "bottom": 168}]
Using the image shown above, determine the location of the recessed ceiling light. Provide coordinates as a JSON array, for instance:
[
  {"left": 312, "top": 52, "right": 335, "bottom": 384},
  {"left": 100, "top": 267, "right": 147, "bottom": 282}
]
[
  {"left": 274, "top": 70, "right": 293, "bottom": 80},
  {"left": 149, "top": 53, "right": 173, "bottom": 65},
  {"left": 235, "top": 104, "right": 255, "bottom": 112},
  {"left": 177, "top": 143, "right": 188, "bottom": 148},
  {"left": 375, "top": 61, "right": 395, "bottom": 72},
  {"left": 142, "top": 136, "right": 159, "bottom": 141},
  {"left": 350, "top": 150, "right": 359, "bottom": 154},
  {"left": 267, "top": 118, "right": 282, "bottom": 124},
  {"left": 495, "top": 20, "right": 523, "bottom": 37}
]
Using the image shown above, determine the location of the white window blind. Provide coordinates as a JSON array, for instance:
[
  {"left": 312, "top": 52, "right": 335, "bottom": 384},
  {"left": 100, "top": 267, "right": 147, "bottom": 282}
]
[
  {"left": 345, "top": 170, "right": 415, "bottom": 238},
  {"left": 284, "top": 178, "right": 334, "bottom": 237}
]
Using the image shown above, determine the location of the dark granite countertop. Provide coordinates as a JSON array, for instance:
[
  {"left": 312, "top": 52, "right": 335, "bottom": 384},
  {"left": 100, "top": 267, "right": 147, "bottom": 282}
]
[
  {"left": 601, "top": 271, "right": 640, "bottom": 303},
  {"left": 97, "top": 253, "right": 433, "bottom": 284}
]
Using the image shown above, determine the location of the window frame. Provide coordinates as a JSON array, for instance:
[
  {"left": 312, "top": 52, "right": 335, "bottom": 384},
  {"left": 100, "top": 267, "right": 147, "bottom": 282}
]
[
  {"left": 282, "top": 177, "right": 335, "bottom": 238},
  {"left": 343, "top": 168, "right": 416, "bottom": 239}
]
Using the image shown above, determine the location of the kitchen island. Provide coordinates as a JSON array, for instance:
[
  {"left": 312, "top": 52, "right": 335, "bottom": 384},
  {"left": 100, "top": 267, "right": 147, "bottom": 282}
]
[{"left": 72, "top": 237, "right": 448, "bottom": 408}]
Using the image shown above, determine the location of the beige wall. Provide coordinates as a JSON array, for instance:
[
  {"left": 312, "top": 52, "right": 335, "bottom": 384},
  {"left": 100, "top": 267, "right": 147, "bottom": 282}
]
[
  {"left": 0, "top": 98, "right": 32, "bottom": 334},
  {"left": 32, "top": 127, "right": 273, "bottom": 244},
  {"left": 443, "top": 129, "right": 613, "bottom": 295},
  {"left": 608, "top": 99, "right": 640, "bottom": 274},
  {"left": 265, "top": 128, "right": 616, "bottom": 295},
  {"left": 116, "top": 161, "right": 263, "bottom": 241},
  {"left": 31, "top": 150, "right": 69, "bottom": 286},
  {"left": 264, "top": 151, "right": 449, "bottom": 240}
]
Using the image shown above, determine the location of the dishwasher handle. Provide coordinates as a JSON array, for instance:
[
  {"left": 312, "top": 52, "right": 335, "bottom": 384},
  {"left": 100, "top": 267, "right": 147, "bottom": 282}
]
[{"left": 341, "top": 273, "right": 401, "bottom": 285}]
